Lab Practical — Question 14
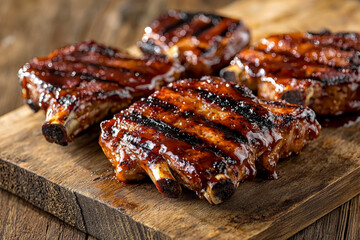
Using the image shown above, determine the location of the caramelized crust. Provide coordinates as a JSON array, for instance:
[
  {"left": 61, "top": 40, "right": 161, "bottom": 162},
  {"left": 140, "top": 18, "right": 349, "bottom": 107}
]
[
  {"left": 221, "top": 30, "right": 360, "bottom": 115},
  {"left": 99, "top": 77, "right": 320, "bottom": 204},
  {"left": 139, "top": 10, "right": 250, "bottom": 77},
  {"left": 19, "top": 41, "right": 183, "bottom": 145}
]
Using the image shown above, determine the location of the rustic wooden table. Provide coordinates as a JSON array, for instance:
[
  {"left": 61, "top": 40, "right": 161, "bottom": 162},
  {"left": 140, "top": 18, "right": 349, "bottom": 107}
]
[{"left": 0, "top": 0, "right": 358, "bottom": 239}]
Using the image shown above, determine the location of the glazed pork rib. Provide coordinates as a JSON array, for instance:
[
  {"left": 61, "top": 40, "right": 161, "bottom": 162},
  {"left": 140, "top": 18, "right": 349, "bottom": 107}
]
[
  {"left": 99, "top": 77, "right": 320, "bottom": 204},
  {"left": 221, "top": 30, "right": 360, "bottom": 115},
  {"left": 139, "top": 10, "right": 250, "bottom": 77},
  {"left": 19, "top": 41, "right": 183, "bottom": 145}
]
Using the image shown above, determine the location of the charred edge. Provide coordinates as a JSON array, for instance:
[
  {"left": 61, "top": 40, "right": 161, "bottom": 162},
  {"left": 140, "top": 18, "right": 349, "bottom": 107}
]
[
  {"left": 201, "top": 41, "right": 218, "bottom": 55},
  {"left": 191, "top": 88, "right": 274, "bottom": 129},
  {"left": 333, "top": 32, "right": 359, "bottom": 39},
  {"left": 281, "top": 90, "right": 305, "bottom": 105},
  {"left": 220, "top": 68, "right": 238, "bottom": 83},
  {"left": 212, "top": 161, "right": 228, "bottom": 174},
  {"left": 306, "top": 29, "right": 332, "bottom": 36},
  {"left": 123, "top": 112, "right": 238, "bottom": 165},
  {"left": 231, "top": 84, "right": 255, "bottom": 99},
  {"left": 255, "top": 163, "right": 276, "bottom": 180},
  {"left": 25, "top": 99, "right": 40, "bottom": 112},
  {"left": 161, "top": 12, "right": 195, "bottom": 35},
  {"left": 77, "top": 42, "right": 118, "bottom": 58},
  {"left": 211, "top": 179, "right": 235, "bottom": 203},
  {"left": 143, "top": 97, "right": 177, "bottom": 111},
  {"left": 219, "top": 21, "right": 242, "bottom": 37},
  {"left": 305, "top": 33, "right": 359, "bottom": 52},
  {"left": 320, "top": 74, "right": 351, "bottom": 86},
  {"left": 351, "top": 51, "right": 360, "bottom": 66},
  {"left": 138, "top": 40, "right": 161, "bottom": 54},
  {"left": 156, "top": 178, "right": 181, "bottom": 198},
  {"left": 142, "top": 97, "right": 247, "bottom": 144},
  {"left": 42, "top": 122, "right": 68, "bottom": 146}
]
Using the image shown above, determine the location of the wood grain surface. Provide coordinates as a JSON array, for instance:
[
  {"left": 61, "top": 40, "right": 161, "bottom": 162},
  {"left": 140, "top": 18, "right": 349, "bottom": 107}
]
[
  {"left": 0, "top": 106, "right": 359, "bottom": 240},
  {"left": 0, "top": 0, "right": 359, "bottom": 239}
]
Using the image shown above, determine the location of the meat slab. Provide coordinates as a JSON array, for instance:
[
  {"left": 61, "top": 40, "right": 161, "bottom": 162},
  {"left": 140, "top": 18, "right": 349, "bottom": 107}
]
[
  {"left": 19, "top": 41, "right": 183, "bottom": 145},
  {"left": 99, "top": 77, "right": 320, "bottom": 204},
  {"left": 221, "top": 30, "right": 360, "bottom": 115},
  {"left": 139, "top": 10, "right": 250, "bottom": 77}
]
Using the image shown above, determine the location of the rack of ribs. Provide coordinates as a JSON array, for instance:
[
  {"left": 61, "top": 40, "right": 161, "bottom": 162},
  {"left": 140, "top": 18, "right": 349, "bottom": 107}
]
[
  {"left": 138, "top": 10, "right": 250, "bottom": 77},
  {"left": 221, "top": 30, "right": 360, "bottom": 115},
  {"left": 99, "top": 77, "right": 320, "bottom": 204},
  {"left": 19, "top": 41, "right": 183, "bottom": 145}
]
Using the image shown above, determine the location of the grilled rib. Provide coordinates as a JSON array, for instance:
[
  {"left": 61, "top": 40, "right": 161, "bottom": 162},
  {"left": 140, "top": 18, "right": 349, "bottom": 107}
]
[
  {"left": 19, "top": 41, "right": 183, "bottom": 145},
  {"left": 138, "top": 10, "right": 250, "bottom": 77},
  {"left": 221, "top": 30, "right": 360, "bottom": 115},
  {"left": 99, "top": 77, "right": 320, "bottom": 204}
]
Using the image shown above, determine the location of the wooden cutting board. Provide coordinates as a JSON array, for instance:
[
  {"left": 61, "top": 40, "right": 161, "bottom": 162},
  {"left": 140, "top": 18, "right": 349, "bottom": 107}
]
[{"left": 1, "top": 0, "right": 360, "bottom": 239}]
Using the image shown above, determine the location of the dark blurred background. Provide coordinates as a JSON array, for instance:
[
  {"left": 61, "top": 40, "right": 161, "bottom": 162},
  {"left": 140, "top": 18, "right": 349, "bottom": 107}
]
[{"left": 0, "top": 0, "right": 234, "bottom": 116}]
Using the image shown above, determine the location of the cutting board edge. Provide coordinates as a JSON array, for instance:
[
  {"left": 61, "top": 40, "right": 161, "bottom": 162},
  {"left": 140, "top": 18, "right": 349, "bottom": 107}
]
[{"left": 0, "top": 156, "right": 173, "bottom": 240}]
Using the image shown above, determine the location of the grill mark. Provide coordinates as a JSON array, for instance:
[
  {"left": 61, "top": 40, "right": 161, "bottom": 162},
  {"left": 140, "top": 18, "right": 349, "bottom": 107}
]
[
  {"left": 307, "top": 38, "right": 358, "bottom": 52},
  {"left": 193, "top": 22, "right": 217, "bottom": 37},
  {"left": 32, "top": 67, "right": 125, "bottom": 87},
  {"left": 143, "top": 96, "right": 178, "bottom": 111},
  {"left": 307, "top": 30, "right": 359, "bottom": 39},
  {"left": 187, "top": 112, "right": 247, "bottom": 144},
  {"left": 50, "top": 56, "right": 145, "bottom": 77},
  {"left": 162, "top": 12, "right": 226, "bottom": 37},
  {"left": 178, "top": 87, "right": 274, "bottom": 129},
  {"left": 254, "top": 47, "right": 303, "bottom": 61},
  {"left": 142, "top": 97, "right": 247, "bottom": 144},
  {"left": 49, "top": 48, "right": 152, "bottom": 81},
  {"left": 193, "top": 15, "right": 223, "bottom": 37},
  {"left": 243, "top": 49, "right": 354, "bottom": 85},
  {"left": 121, "top": 131, "right": 229, "bottom": 175},
  {"left": 55, "top": 51, "right": 143, "bottom": 75},
  {"left": 255, "top": 37, "right": 358, "bottom": 64},
  {"left": 230, "top": 84, "right": 254, "bottom": 99},
  {"left": 123, "top": 111, "right": 238, "bottom": 165},
  {"left": 253, "top": 47, "right": 334, "bottom": 69},
  {"left": 83, "top": 62, "right": 144, "bottom": 77},
  {"left": 351, "top": 51, "right": 360, "bottom": 65},
  {"left": 161, "top": 12, "right": 195, "bottom": 34},
  {"left": 201, "top": 42, "right": 218, "bottom": 55},
  {"left": 219, "top": 21, "right": 242, "bottom": 37},
  {"left": 124, "top": 111, "right": 202, "bottom": 145},
  {"left": 76, "top": 43, "right": 119, "bottom": 58},
  {"left": 120, "top": 132, "right": 161, "bottom": 158},
  {"left": 78, "top": 72, "right": 119, "bottom": 83},
  {"left": 250, "top": 49, "right": 336, "bottom": 75}
]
